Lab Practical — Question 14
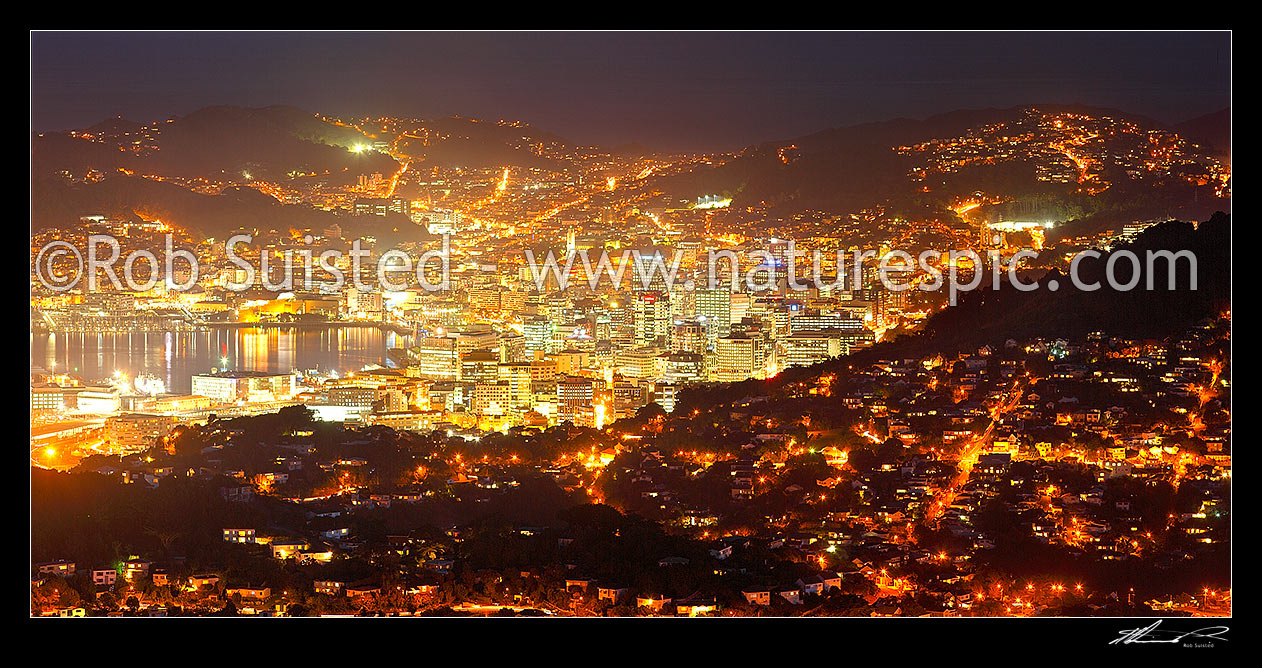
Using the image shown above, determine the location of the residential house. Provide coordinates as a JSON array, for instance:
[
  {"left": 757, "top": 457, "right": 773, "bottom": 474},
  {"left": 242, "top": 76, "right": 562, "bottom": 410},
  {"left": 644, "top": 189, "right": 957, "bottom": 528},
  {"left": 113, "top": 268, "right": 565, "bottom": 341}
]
[
  {"left": 36, "top": 560, "right": 75, "bottom": 577},
  {"left": 346, "top": 584, "right": 381, "bottom": 598},
  {"left": 674, "top": 595, "right": 718, "bottom": 617},
  {"left": 636, "top": 594, "right": 672, "bottom": 613},
  {"left": 91, "top": 568, "right": 117, "bottom": 588},
  {"left": 188, "top": 574, "right": 221, "bottom": 590},
  {"left": 271, "top": 538, "right": 310, "bottom": 560},
  {"left": 123, "top": 559, "right": 151, "bottom": 582},
  {"left": 597, "top": 586, "right": 630, "bottom": 605},
  {"left": 314, "top": 580, "right": 345, "bottom": 596},
  {"left": 777, "top": 586, "right": 803, "bottom": 605},
  {"left": 742, "top": 589, "right": 772, "bottom": 606},
  {"left": 223, "top": 528, "right": 256, "bottom": 544},
  {"left": 226, "top": 586, "right": 271, "bottom": 601}
]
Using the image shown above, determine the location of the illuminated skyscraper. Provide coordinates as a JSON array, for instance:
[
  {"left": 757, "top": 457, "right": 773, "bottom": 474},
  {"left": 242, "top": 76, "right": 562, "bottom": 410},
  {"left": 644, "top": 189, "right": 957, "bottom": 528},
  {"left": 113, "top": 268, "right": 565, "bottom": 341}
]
[
  {"left": 694, "top": 286, "right": 732, "bottom": 349},
  {"left": 556, "top": 375, "right": 596, "bottom": 428},
  {"left": 633, "top": 291, "right": 671, "bottom": 348}
]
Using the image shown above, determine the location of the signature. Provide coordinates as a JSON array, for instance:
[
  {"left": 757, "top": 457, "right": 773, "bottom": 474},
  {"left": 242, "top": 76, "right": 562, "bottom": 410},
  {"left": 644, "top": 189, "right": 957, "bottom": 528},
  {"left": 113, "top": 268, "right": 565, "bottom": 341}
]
[{"left": 1111, "top": 620, "right": 1229, "bottom": 645}]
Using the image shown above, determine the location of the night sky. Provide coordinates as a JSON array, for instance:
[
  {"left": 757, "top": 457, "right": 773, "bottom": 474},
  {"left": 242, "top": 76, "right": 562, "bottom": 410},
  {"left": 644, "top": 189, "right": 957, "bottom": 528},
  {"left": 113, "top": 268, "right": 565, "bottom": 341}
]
[{"left": 31, "top": 31, "right": 1231, "bottom": 152}]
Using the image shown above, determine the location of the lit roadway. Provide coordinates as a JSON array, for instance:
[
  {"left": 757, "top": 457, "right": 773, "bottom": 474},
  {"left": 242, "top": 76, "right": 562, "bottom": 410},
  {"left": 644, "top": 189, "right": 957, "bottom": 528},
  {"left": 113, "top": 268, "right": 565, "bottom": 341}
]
[
  {"left": 927, "top": 376, "right": 1027, "bottom": 522},
  {"left": 31, "top": 422, "right": 109, "bottom": 471},
  {"left": 451, "top": 602, "right": 563, "bottom": 616}
]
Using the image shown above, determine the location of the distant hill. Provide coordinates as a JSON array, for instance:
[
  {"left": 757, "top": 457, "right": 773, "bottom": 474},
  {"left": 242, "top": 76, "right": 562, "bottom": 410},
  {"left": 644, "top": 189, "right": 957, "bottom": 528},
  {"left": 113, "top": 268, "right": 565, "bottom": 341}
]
[
  {"left": 654, "top": 104, "right": 1230, "bottom": 229},
  {"left": 652, "top": 109, "right": 998, "bottom": 213},
  {"left": 31, "top": 105, "right": 421, "bottom": 239},
  {"left": 609, "top": 141, "right": 651, "bottom": 158},
  {"left": 144, "top": 105, "right": 398, "bottom": 181},
  {"left": 30, "top": 106, "right": 585, "bottom": 237},
  {"left": 32, "top": 104, "right": 1231, "bottom": 246},
  {"left": 33, "top": 104, "right": 398, "bottom": 184},
  {"left": 390, "top": 115, "right": 575, "bottom": 169},
  {"left": 1174, "top": 108, "right": 1230, "bottom": 157},
  {"left": 31, "top": 173, "right": 429, "bottom": 245},
  {"left": 83, "top": 116, "right": 143, "bottom": 136}
]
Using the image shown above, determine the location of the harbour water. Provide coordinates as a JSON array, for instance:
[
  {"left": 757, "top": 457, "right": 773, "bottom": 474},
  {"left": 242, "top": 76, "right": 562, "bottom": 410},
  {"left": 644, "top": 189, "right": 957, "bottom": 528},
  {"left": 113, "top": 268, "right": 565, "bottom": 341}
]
[{"left": 30, "top": 326, "right": 410, "bottom": 394}]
